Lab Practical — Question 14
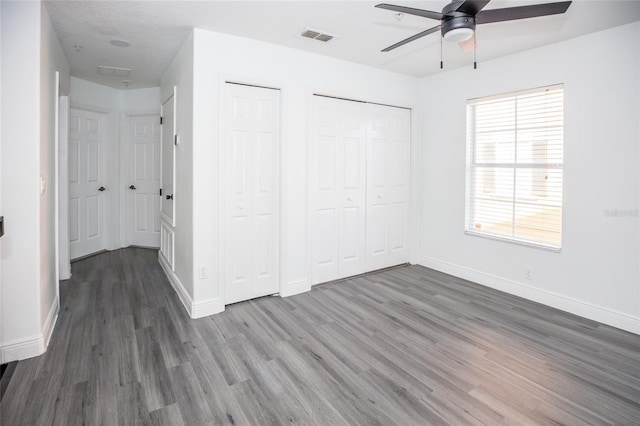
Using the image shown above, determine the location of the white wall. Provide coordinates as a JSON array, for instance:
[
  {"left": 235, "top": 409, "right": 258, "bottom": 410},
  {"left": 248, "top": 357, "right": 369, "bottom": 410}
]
[
  {"left": 416, "top": 22, "right": 640, "bottom": 334},
  {"left": 68, "top": 77, "right": 161, "bottom": 252},
  {"left": 40, "top": 2, "right": 70, "bottom": 341},
  {"left": 160, "top": 28, "right": 418, "bottom": 317},
  {"left": 1, "top": 0, "right": 71, "bottom": 362}
]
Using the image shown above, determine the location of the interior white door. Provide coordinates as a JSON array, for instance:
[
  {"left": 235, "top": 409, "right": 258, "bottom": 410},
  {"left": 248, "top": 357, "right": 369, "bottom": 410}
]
[
  {"left": 160, "top": 94, "right": 175, "bottom": 224},
  {"left": 365, "top": 103, "right": 411, "bottom": 270},
  {"left": 69, "top": 108, "right": 107, "bottom": 259},
  {"left": 223, "top": 83, "right": 280, "bottom": 305},
  {"left": 310, "top": 96, "right": 367, "bottom": 285},
  {"left": 126, "top": 114, "right": 161, "bottom": 247}
]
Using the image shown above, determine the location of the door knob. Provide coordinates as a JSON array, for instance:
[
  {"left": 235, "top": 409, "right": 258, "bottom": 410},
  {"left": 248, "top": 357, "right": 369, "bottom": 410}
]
[
  {"left": 166, "top": 194, "right": 173, "bottom": 200},
  {"left": 129, "top": 185, "right": 136, "bottom": 190},
  {"left": 98, "top": 186, "right": 106, "bottom": 192}
]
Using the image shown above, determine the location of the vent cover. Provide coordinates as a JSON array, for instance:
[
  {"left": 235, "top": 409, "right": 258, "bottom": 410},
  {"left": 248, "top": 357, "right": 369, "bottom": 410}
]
[
  {"left": 301, "top": 29, "right": 334, "bottom": 42},
  {"left": 97, "top": 65, "right": 132, "bottom": 77}
]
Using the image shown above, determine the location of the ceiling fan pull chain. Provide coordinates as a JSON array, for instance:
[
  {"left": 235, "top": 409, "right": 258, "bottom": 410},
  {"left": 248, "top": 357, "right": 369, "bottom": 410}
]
[
  {"left": 440, "top": 33, "right": 443, "bottom": 69},
  {"left": 474, "top": 33, "right": 477, "bottom": 69}
]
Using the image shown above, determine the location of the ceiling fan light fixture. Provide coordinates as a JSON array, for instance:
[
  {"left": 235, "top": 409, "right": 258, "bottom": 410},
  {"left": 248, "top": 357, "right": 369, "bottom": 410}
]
[{"left": 443, "top": 27, "right": 474, "bottom": 43}]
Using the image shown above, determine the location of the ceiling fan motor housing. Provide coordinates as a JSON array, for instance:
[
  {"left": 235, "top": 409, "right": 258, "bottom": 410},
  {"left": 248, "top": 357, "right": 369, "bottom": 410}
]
[{"left": 441, "top": 12, "right": 476, "bottom": 38}]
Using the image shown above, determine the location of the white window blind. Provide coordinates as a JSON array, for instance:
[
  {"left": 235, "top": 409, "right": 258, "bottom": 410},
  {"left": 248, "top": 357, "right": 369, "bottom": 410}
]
[{"left": 466, "top": 85, "right": 564, "bottom": 250}]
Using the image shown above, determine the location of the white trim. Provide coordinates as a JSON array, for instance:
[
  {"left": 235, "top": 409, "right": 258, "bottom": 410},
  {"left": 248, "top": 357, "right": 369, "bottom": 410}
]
[
  {"left": 42, "top": 294, "right": 59, "bottom": 349},
  {"left": 409, "top": 106, "right": 419, "bottom": 265},
  {"left": 191, "top": 297, "right": 224, "bottom": 319},
  {"left": 158, "top": 252, "right": 224, "bottom": 319},
  {"left": 54, "top": 71, "right": 61, "bottom": 301},
  {"left": 0, "top": 296, "right": 59, "bottom": 363},
  {"left": 0, "top": 334, "right": 45, "bottom": 364},
  {"left": 159, "top": 87, "right": 176, "bottom": 227},
  {"left": 280, "top": 279, "right": 311, "bottom": 298},
  {"left": 416, "top": 254, "right": 640, "bottom": 335},
  {"left": 159, "top": 251, "right": 191, "bottom": 314},
  {"left": 58, "top": 95, "right": 71, "bottom": 279}
]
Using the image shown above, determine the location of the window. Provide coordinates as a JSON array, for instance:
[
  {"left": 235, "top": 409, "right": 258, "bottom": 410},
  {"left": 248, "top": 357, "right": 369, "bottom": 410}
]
[{"left": 466, "top": 85, "right": 564, "bottom": 250}]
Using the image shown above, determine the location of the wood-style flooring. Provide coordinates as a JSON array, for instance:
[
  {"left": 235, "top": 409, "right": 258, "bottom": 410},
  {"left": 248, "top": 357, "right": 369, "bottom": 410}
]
[{"left": 1, "top": 248, "right": 639, "bottom": 425}]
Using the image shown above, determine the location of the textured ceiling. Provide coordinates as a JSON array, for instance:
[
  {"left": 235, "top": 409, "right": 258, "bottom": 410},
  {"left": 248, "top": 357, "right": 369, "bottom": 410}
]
[{"left": 45, "top": 0, "right": 640, "bottom": 89}]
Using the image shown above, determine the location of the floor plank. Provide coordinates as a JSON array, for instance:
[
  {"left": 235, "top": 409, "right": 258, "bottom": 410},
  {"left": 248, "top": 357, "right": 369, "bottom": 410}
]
[{"left": 1, "top": 247, "right": 639, "bottom": 425}]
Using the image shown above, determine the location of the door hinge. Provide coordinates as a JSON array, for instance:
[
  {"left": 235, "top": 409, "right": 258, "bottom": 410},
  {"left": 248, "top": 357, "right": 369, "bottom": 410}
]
[
  {"left": 160, "top": 116, "right": 163, "bottom": 125},
  {"left": 159, "top": 188, "right": 162, "bottom": 196},
  {"left": 174, "top": 135, "right": 178, "bottom": 145}
]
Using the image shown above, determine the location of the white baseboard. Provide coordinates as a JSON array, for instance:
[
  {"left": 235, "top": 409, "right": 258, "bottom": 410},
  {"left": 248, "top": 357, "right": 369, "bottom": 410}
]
[
  {"left": 280, "top": 279, "right": 311, "bottom": 298},
  {"left": 42, "top": 295, "right": 59, "bottom": 349},
  {"left": 158, "top": 253, "right": 224, "bottom": 319},
  {"left": 0, "top": 334, "right": 45, "bottom": 364},
  {"left": 158, "top": 252, "right": 193, "bottom": 316},
  {"left": 191, "top": 297, "right": 224, "bottom": 318},
  {"left": 0, "top": 296, "right": 59, "bottom": 363},
  {"left": 416, "top": 255, "right": 640, "bottom": 335}
]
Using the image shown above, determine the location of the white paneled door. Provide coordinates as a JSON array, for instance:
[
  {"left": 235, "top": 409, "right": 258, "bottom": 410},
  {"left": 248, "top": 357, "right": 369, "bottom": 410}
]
[
  {"left": 223, "top": 83, "right": 280, "bottom": 305},
  {"left": 69, "top": 108, "right": 107, "bottom": 259},
  {"left": 366, "top": 104, "right": 411, "bottom": 270},
  {"left": 310, "top": 96, "right": 367, "bottom": 284},
  {"left": 126, "top": 114, "right": 161, "bottom": 247},
  {"left": 310, "top": 96, "right": 411, "bottom": 285}
]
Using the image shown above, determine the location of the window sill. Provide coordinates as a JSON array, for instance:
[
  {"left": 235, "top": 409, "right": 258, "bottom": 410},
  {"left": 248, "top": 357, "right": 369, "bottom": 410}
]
[{"left": 465, "top": 230, "right": 562, "bottom": 253}]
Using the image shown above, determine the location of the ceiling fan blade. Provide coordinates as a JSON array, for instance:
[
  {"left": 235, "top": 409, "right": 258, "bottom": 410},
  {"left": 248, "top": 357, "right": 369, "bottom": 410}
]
[
  {"left": 381, "top": 25, "right": 441, "bottom": 52},
  {"left": 476, "top": 1, "right": 572, "bottom": 25},
  {"left": 454, "top": 0, "right": 490, "bottom": 16},
  {"left": 459, "top": 34, "right": 476, "bottom": 52},
  {"left": 375, "top": 3, "right": 444, "bottom": 21}
]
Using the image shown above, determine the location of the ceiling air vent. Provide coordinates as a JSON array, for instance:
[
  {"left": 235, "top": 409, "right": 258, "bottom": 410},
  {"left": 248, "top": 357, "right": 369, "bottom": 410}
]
[
  {"left": 97, "top": 65, "right": 132, "bottom": 77},
  {"left": 301, "top": 29, "right": 334, "bottom": 43}
]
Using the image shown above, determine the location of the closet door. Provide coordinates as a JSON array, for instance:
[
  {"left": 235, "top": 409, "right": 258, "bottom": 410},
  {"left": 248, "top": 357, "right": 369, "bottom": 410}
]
[
  {"left": 223, "top": 83, "right": 280, "bottom": 305},
  {"left": 365, "top": 104, "right": 411, "bottom": 271},
  {"left": 310, "top": 96, "right": 367, "bottom": 285}
]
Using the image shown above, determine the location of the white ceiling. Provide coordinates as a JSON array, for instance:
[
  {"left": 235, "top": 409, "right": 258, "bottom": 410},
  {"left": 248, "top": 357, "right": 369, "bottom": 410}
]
[{"left": 45, "top": 0, "right": 640, "bottom": 89}]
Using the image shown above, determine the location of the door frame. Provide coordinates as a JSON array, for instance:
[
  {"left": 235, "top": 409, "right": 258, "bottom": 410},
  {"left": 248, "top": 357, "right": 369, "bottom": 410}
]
[
  {"left": 120, "top": 110, "right": 162, "bottom": 248},
  {"left": 67, "top": 103, "right": 115, "bottom": 258},
  {"left": 218, "top": 79, "right": 283, "bottom": 306},
  {"left": 58, "top": 93, "right": 71, "bottom": 280},
  {"left": 160, "top": 88, "right": 177, "bottom": 227}
]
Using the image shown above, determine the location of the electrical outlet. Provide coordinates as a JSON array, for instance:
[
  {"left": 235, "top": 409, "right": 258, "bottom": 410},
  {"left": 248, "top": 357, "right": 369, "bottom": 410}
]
[
  {"left": 524, "top": 267, "right": 533, "bottom": 280},
  {"left": 198, "top": 266, "right": 207, "bottom": 280}
]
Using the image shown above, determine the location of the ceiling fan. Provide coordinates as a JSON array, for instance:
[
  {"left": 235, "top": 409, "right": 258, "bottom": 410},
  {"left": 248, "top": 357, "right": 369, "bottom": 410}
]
[{"left": 376, "top": 0, "right": 572, "bottom": 52}]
